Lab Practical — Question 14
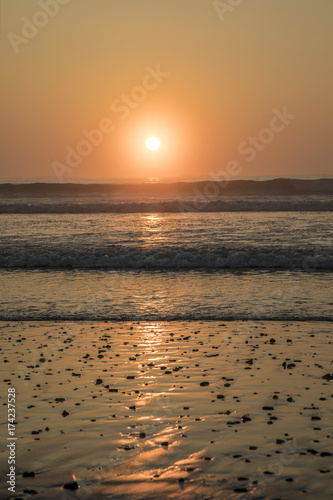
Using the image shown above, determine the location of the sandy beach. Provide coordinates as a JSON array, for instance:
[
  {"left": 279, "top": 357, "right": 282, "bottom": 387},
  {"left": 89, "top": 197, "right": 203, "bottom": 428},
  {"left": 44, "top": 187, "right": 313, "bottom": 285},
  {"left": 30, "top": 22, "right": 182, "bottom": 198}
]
[{"left": 1, "top": 320, "right": 332, "bottom": 499}]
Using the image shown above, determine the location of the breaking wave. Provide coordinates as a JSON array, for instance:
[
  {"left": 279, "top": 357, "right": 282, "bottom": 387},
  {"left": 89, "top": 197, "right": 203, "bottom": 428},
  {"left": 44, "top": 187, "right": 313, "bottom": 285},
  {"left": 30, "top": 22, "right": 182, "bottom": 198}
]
[
  {"left": 1, "top": 245, "right": 332, "bottom": 270},
  {"left": 1, "top": 199, "right": 333, "bottom": 213}
]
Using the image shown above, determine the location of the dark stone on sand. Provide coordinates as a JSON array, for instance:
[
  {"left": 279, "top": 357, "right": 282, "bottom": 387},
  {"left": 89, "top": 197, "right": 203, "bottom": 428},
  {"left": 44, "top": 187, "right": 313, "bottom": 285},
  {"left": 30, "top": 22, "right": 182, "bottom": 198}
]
[
  {"left": 242, "top": 415, "right": 252, "bottom": 422},
  {"left": 320, "top": 452, "right": 332, "bottom": 457},
  {"left": 262, "top": 406, "right": 274, "bottom": 411},
  {"left": 269, "top": 338, "right": 276, "bottom": 344},
  {"left": 161, "top": 441, "right": 169, "bottom": 447},
  {"left": 234, "top": 488, "right": 248, "bottom": 493},
  {"left": 307, "top": 449, "right": 318, "bottom": 455},
  {"left": 200, "top": 381, "right": 209, "bottom": 386},
  {"left": 126, "top": 376, "right": 135, "bottom": 379},
  {"left": 55, "top": 398, "right": 65, "bottom": 402},
  {"left": 22, "top": 472, "right": 35, "bottom": 477},
  {"left": 63, "top": 481, "right": 79, "bottom": 490},
  {"left": 109, "top": 388, "right": 118, "bottom": 392},
  {"left": 287, "top": 397, "right": 294, "bottom": 402},
  {"left": 311, "top": 416, "right": 321, "bottom": 421},
  {"left": 62, "top": 410, "right": 69, "bottom": 417},
  {"left": 322, "top": 373, "right": 333, "bottom": 380},
  {"left": 276, "top": 439, "right": 285, "bottom": 444},
  {"left": 95, "top": 379, "right": 103, "bottom": 385},
  {"left": 139, "top": 433, "right": 146, "bottom": 438},
  {"left": 216, "top": 394, "right": 224, "bottom": 399},
  {"left": 285, "top": 477, "right": 294, "bottom": 482}
]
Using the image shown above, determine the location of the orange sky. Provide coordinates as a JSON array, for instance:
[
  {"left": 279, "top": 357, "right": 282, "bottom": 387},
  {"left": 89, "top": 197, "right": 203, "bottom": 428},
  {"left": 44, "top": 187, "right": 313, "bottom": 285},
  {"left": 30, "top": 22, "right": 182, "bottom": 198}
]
[{"left": 1, "top": 0, "right": 333, "bottom": 180}]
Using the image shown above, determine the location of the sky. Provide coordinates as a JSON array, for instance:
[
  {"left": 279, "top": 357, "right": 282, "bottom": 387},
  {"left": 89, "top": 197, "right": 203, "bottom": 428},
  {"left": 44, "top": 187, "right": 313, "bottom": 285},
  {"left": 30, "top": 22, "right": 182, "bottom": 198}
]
[{"left": 1, "top": 0, "right": 333, "bottom": 181}]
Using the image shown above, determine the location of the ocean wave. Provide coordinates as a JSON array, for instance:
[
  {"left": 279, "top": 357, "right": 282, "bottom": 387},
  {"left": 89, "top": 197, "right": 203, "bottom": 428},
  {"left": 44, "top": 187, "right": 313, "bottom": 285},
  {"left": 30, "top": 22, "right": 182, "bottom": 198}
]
[
  {"left": 1, "top": 247, "right": 332, "bottom": 270},
  {"left": 1, "top": 178, "right": 333, "bottom": 198},
  {"left": 0, "top": 198, "right": 332, "bottom": 213}
]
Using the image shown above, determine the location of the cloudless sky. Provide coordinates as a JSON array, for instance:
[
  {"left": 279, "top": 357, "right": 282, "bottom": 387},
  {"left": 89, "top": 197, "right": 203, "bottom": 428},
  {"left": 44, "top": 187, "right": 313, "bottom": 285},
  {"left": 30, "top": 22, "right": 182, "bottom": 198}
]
[{"left": 1, "top": 0, "right": 332, "bottom": 180}]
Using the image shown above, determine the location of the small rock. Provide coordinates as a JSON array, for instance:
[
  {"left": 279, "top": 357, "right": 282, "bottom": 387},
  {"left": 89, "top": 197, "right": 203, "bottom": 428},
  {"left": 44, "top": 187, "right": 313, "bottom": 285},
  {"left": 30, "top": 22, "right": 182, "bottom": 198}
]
[
  {"left": 63, "top": 481, "right": 79, "bottom": 490},
  {"left": 320, "top": 452, "right": 332, "bottom": 457}
]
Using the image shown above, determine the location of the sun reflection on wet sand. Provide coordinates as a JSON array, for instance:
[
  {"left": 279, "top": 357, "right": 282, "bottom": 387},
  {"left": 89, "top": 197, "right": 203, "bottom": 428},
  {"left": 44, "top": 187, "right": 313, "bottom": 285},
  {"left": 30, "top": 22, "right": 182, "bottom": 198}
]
[{"left": 2, "top": 321, "right": 333, "bottom": 499}]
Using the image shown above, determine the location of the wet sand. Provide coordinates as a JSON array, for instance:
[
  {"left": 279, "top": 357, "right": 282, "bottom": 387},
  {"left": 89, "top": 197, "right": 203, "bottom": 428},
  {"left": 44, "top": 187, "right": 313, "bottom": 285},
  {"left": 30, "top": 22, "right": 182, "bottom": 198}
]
[{"left": 1, "top": 321, "right": 333, "bottom": 499}]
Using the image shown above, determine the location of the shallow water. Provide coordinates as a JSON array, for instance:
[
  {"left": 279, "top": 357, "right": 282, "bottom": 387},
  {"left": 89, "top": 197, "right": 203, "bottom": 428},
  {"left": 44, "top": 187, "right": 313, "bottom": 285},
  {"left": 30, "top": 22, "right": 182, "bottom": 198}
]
[
  {"left": 1, "top": 269, "right": 333, "bottom": 321},
  {"left": 1, "top": 211, "right": 332, "bottom": 322}
]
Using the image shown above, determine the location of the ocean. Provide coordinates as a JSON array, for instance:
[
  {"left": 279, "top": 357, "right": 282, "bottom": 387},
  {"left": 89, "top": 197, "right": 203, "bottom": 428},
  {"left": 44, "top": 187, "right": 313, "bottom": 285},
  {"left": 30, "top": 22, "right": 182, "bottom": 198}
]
[
  {"left": 1, "top": 178, "right": 333, "bottom": 500},
  {"left": 1, "top": 178, "right": 332, "bottom": 322}
]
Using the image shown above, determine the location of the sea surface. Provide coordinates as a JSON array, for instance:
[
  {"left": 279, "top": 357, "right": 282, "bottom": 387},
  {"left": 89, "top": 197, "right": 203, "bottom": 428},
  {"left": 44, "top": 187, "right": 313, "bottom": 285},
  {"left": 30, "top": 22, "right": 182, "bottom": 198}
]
[{"left": 0, "top": 178, "right": 332, "bottom": 322}]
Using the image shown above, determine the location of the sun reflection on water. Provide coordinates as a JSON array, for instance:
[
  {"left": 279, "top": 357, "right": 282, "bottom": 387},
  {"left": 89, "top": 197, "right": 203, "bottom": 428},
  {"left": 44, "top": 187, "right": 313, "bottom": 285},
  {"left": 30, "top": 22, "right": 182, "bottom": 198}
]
[{"left": 140, "top": 214, "right": 164, "bottom": 241}]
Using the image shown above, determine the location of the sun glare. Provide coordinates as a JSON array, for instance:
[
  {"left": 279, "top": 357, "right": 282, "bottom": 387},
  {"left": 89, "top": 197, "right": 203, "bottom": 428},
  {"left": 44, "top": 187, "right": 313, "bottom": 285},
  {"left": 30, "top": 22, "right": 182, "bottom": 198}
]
[{"left": 146, "top": 137, "right": 160, "bottom": 151}]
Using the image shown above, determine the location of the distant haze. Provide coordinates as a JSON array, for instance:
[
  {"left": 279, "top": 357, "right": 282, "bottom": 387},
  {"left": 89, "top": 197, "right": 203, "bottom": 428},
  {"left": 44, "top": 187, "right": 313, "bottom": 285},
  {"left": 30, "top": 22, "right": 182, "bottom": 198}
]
[{"left": 1, "top": 0, "right": 332, "bottom": 180}]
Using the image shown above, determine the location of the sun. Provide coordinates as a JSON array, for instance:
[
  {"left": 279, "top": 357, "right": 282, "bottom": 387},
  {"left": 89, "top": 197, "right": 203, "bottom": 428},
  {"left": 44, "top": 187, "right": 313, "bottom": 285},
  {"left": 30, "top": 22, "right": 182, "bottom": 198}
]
[{"left": 146, "top": 137, "right": 160, "bottom": 151}]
